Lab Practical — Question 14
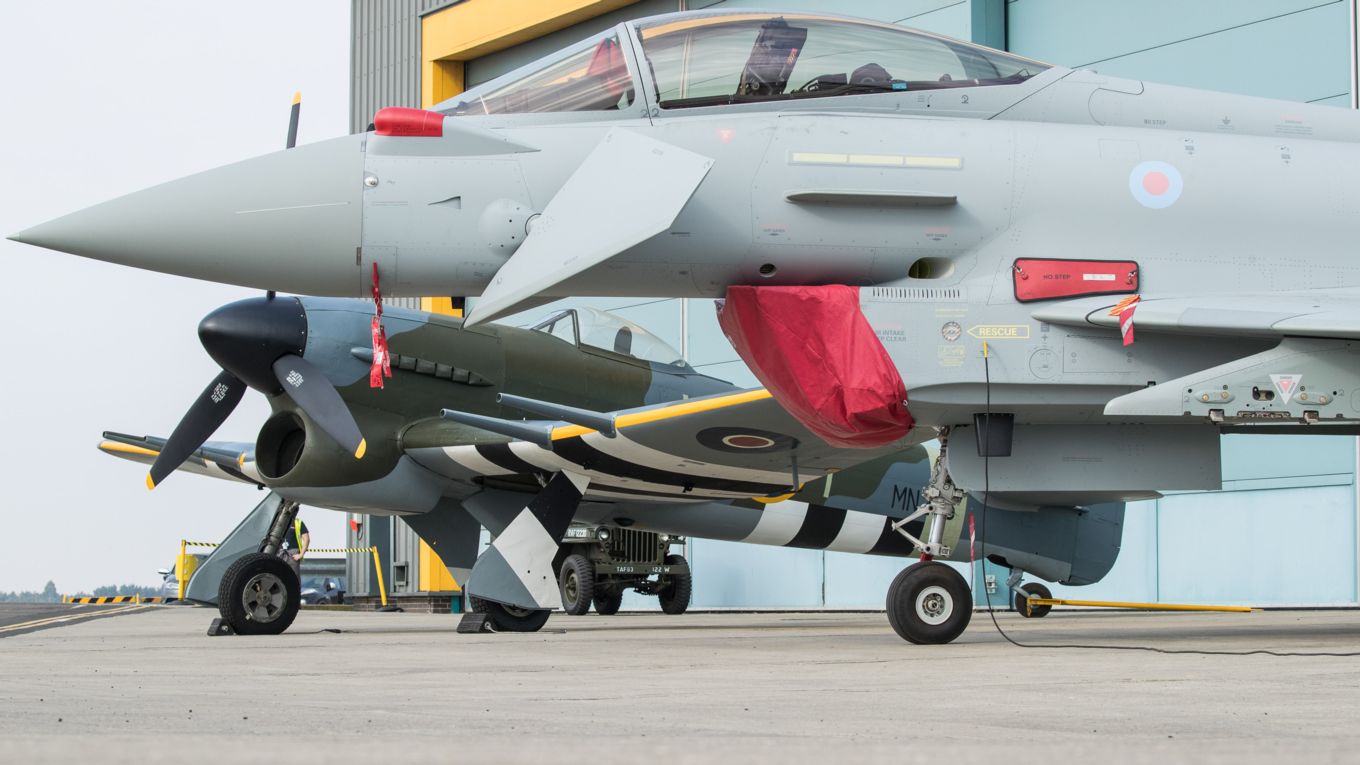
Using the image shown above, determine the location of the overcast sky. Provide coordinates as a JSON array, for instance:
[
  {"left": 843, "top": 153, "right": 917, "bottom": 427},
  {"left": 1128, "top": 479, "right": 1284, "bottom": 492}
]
[{"left": 0, "top": 2, "right": 351, "bottom": 592}]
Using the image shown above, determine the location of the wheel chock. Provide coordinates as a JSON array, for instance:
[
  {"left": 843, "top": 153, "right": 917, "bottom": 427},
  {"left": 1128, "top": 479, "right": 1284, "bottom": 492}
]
[
  {"left": 207, "top": 618, "right": 235, "bottom": 637},
  {"left": 457, "top": 613, "right": 493, "bottom": 633}
]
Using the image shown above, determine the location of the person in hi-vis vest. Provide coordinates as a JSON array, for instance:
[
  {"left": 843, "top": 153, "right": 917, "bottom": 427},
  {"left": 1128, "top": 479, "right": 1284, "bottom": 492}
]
[{"left": 282, "top": 517, "right": 310, "bottom": 577}]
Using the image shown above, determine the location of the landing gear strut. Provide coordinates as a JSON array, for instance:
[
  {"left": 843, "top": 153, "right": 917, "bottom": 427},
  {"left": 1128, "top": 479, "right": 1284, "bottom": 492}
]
[
  {"left": 217, "top": 499, "right": 303, "bottom": 635},
  {"left": 885, "top": 433, "right": 972, "bottom": 644}
]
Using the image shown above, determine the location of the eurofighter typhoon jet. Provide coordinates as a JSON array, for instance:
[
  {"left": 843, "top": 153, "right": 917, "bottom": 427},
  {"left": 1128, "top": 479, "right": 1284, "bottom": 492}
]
[{"left": 13, "top": 10, "right": 1359, "bottom": 640}]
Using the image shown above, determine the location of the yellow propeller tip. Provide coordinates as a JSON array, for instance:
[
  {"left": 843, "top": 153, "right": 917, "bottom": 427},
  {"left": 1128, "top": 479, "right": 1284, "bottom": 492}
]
[
  {"left": 291, "top": 90, "right": 302, "bottom": 105},
  {"left": 145, "top": 474, "right": 157, "bottom": 491},
  {"left": 355, "top": 439, "right": 367, "bottom": 460}
]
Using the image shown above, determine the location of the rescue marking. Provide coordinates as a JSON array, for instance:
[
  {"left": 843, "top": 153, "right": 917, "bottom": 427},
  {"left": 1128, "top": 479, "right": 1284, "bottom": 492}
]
[{"left": 966, "top": 324, "right": 1030, "bottom": 340}]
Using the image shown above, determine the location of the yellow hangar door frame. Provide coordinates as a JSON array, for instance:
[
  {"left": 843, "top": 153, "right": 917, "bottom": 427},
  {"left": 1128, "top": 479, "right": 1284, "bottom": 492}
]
[
  {"left": 413, "top": 0, "right": 636, "bottom": 590},
  {"left": 416, "top": 301, "right": 462, "bottom": 593},
  {"left": 420, "top": 0, "right": 640, "bottom": 108},
  {"left": 414, "top": 0, "right": 638, "bottom": 593}
]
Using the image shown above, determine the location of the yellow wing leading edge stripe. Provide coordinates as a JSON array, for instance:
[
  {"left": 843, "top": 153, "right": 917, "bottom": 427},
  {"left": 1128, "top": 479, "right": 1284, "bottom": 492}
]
[
  {"left": 549, "top": 389, "right": 773, "bottom": 441},
  {"left": 99, "top": 441, "right": 160, "bottom": 457}
]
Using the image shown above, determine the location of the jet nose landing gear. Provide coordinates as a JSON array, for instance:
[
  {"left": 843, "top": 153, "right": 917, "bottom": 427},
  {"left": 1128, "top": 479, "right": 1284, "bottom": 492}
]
[{"left": 884, "top": 432, "right": 973, "bottom": 644}]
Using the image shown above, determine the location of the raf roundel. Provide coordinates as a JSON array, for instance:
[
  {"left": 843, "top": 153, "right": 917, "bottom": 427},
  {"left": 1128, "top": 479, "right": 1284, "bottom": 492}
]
[
  {"left": 1128, "top": 160, "right": 1183, "bottom": 209},
  {"left": 697, "top": 427, "right": 798, "bottom": 454}
]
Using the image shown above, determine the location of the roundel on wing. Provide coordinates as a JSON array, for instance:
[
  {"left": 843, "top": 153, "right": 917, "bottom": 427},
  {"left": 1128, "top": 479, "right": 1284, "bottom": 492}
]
[
  {"left": 697, "top": 427, "right": 799, "bottom": 454},
  {"left": 1129, "top": 160, "right": 1183, "bottom": 209}
]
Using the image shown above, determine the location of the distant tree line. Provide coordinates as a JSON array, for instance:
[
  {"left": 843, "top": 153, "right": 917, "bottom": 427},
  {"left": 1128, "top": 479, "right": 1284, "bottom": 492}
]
[{"left": 0, "top": 581, "right": 162, "bottom": 603}]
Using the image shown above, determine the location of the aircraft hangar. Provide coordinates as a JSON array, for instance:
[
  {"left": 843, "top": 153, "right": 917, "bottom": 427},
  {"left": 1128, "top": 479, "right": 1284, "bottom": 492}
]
[{"left": 341, "top": 0, "right": 1360, "bottom": 612}]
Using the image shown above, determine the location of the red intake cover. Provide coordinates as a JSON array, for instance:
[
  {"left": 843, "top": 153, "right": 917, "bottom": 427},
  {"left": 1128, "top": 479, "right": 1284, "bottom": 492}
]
[
  {"left": 718, "top": 285, "right": 913, "bottom": 448},
  {"left": 1013, "top": 258, "right": 1139, "bottom": 302},
  {"left": 373, "top": 107, "right": 444, "bottom": 137}
]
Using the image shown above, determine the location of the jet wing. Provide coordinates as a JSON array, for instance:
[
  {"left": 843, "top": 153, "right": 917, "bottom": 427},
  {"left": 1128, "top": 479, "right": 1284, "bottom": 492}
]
[
  {"left": 99, "top": 431, "right": 260, "bottom": 486},
  {"left": 1030, "top": 288, "right": 1360, "bottom": 339},
  {"left": 1031, "top": 290, "right": 1360, "bottom": 423},
  {"left": 419, "top": 389, "right": 923, "bottom": 500}
]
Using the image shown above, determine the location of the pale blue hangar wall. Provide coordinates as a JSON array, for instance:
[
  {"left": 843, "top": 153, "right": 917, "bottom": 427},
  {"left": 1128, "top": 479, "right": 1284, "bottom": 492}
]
[{"left": 456, "top": 0, "right": 1360, "bottom": 609}]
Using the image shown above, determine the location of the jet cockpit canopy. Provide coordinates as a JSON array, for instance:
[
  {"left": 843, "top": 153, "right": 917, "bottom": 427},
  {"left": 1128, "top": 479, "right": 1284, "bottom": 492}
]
[
  {"left": 434, "top": 11, "right": 1050, "bottom": 116},
  {"left": 635, "top": 12, "right": 1050, "bottom": 109},
  {"left": 439, "top": 29, "right": 636, "bottom": 116}
]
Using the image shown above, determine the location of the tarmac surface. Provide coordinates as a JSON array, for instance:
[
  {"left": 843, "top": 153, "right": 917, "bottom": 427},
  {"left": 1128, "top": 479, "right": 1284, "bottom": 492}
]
[
  {"left": 0, "top": 602, "right": 155, "bottom": 638},
  {"left": 1, "top": 606, "right": 1358, "bottom": 763}
]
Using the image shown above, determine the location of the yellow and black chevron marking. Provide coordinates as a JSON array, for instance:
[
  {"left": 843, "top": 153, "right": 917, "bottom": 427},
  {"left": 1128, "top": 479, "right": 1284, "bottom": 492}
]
[
  {"left": 63, "top": 595, "right": 166, "bottom": 605},
  {"left": 185, "top": 543, "right": 374, "bottom": 554}
]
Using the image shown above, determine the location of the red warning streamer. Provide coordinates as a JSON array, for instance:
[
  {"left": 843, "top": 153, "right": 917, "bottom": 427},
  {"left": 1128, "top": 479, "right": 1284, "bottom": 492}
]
[
  {"left": 371, "top": 263, "right": 392, "bottom": 388},
  {"left": 968, "top": 513, "right": 976, "bottom": 563},
  {"left": 1110, "top": 295, "right": 1141, "bottom": 347}
]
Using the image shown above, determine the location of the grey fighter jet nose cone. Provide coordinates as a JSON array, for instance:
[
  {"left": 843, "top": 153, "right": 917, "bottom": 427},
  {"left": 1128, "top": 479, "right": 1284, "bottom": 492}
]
[
  {"left": 199, "top": 296, "right": 308, "bottom": 392},
  {"left": 8, "top": 133, "right": 366, "bottom": 295}
]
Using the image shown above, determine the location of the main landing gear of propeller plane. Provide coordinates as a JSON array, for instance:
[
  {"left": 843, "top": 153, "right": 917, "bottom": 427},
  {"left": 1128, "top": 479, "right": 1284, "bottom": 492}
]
[
  {"left": 216, "top": 499, "right": 304, "bottom": 636},
  {"left": 884, "top": 434, "right": 973, "bottom": 644}
]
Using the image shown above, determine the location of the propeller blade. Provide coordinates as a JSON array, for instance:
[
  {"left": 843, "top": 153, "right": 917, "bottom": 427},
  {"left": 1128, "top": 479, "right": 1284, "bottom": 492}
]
[
  {"left": 147, "top": 370, "right": 246, "bottom": 489},
  {"left": 285, "top": 91, "right": 301, "bottom": 149},
  {"left": 272, "top": 354, "right": 366, "bottom": 459}
]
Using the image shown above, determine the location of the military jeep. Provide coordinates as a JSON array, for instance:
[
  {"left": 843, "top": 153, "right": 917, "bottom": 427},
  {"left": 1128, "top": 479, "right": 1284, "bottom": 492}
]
[{"left": 554, "top": 525, "right": 691, "bottom": 616}]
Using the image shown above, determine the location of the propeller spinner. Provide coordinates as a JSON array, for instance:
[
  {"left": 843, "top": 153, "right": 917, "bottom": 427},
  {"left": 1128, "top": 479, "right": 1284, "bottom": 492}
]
[{"left": 146, "top": 296, "right": 365, "bottom": 489}]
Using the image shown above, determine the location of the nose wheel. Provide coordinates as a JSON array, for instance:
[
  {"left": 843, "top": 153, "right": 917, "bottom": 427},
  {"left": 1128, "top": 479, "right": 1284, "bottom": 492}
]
[{"left": 886, "top": 562, "right": 972, "bottom": 644}]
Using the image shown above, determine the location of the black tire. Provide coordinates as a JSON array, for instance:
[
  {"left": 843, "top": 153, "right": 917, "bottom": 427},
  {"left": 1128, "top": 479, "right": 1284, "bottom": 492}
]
[
  {"left": 593, "top": 587, "right": 623, "bottom": 615},
  {"left": 558, "top": 554, "right": 595, "bottom": 616},
  {"left": 657, "top": 554, "right": 691, "bottom": 615},
  {"left": 885, "top": 562, "right": 971, "bottom": 645},
  {"left": 1015, "top": 582, "right": 1053, "bottom": 618},
  {"left": 217, "top": 553, "right": 300, "bottom": 636},
  {"left": 468, "top": 596, "right": 551, "bottom": 632}
]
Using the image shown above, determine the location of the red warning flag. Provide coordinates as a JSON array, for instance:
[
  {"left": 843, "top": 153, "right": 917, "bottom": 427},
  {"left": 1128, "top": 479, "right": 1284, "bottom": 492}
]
[
  {"left": 370, "top": 264, "right": 393, "bottom": 388},
  {"left": 968, "top": 513, "right": 976, "bottom": 563},
  {"left": 1109, "top": 295, "right": 1141, "bottom": 346}
]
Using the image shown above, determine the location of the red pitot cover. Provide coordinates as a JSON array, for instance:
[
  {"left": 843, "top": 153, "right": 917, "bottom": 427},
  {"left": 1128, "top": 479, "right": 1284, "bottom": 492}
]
[{"left": 718, "top": 285, "right": 913, "bottom": 448}]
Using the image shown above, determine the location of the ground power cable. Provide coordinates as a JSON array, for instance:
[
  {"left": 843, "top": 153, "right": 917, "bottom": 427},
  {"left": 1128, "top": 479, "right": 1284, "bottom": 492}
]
[{"left": 975, "top": 343, "right": 1360, "bottom": 657}]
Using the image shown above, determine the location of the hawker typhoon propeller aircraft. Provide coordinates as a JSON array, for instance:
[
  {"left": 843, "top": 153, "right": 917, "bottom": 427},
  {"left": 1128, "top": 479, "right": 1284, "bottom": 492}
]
[
  {"left": 13, "top": 9, "right": 1345, "bottom": 641},
  {"left": 100, "top": 297, "right": 1123, "bottom": 640}
]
